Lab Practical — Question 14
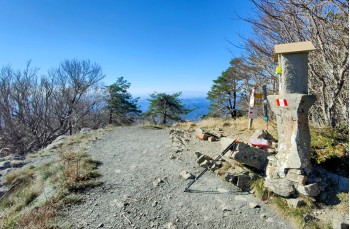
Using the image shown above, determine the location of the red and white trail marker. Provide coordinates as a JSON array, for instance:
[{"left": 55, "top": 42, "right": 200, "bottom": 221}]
[{"left": 276, "top": 99, "right": 288, "bottom": 107}]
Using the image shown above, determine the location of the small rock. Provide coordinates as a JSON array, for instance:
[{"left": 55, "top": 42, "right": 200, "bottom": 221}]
[
  {"left": 165, "top": 222, "right": 176, "bottom": 229},
  {"left": 236, "top": 174, "right": 252, "bottom": 191},
  {"left": 217, "top": 188, "right": 229, "bottom": 193},
  {"left": 169, "top": 155, "right": 176, "bottom": 160},
  {"left": 286, "top": 198, "right": 306, "bottom": 208},
  {"left": 195, "top": 128, "right": 205, "bottom": 136},
  {"left": 11, "top": 154, "right": 25, "bottom": 161},
  {"left": 249, "top": 203, "right": 260, "bottom": 209},
  {"left": 264, "top": 179, "right": 295, "bottom": 197},
  {"left": 303, "top": 214, "right": 315, "bottom": 223},
  {"left": 267, "top": 148, "right": 277, "bottom": 154},
  {"left": 194, "top": 152, "right": 202, "bottom": 158},
  {"left": 196, "top": 155, "right": 212, "bottom": 165},
  {"left": 180, "top": 171, "right": 195, "bottom": 180},
  {"left": 152, "top": 201, "right": 158, "bottom": 207},
  {"left": 224, "top": 173, "right": 238, "bottom": 184},
  {"left": 286, "top": 171, "right": 307, "bottom": 185},
  {"left": 153, "top": 178, "right": 164, "bottom": 187},
  {"left": 98, "top": 223, "right": 104, "bottom": 227},
  {"left": 234, "top": 196, "right": 247, "bottom": 202},
  {"left": 208, "top": 136, "right": 216, "bottom": 142},
  {"left": 332, "top": 214, "right": 349, "bottom": 229},
  {"left": 260, "top": 214, "right": 268, "bottom": 219},
  {"left": 266, "top": 218, "right": 274, "bottom": 223},
  {"left": 296, "top": 183, "right": 320, "bottom": 197},
  {"left": 199, "top": 160, "right": 211, "bottom": 168}
]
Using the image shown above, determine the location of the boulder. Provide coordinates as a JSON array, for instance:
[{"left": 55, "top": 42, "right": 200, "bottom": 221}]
[
  {"left": 264, "top": 178, "right": 295, "bottom": 197},
  {"left": 232, "top": 143, "right": 268, "bottom": 171},
  {"left": 221, "top": 139, "right": 268, "bottom": 171},
  {"left": 296, "top": 183, "right": 320, "bottom": 197}
]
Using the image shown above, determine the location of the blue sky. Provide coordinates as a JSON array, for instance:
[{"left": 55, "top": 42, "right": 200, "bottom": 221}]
[{"left": 0, "top": 0, "right": 253, "bottom": 98}]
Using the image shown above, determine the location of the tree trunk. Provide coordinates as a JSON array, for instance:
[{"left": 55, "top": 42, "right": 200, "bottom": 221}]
[
  {"left": 233, "top": 91, "right": 237, "bottom": 118},
  {"left": 162, "top": 113, "right": 167, "bottom": 125},
  {"left": 109, "top": 109, "right": 113, "bottom": 124}
]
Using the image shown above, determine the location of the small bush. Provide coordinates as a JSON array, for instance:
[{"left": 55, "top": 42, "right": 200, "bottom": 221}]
[{"left": 310, "top": 126, "right": 349, "bottom": 176}]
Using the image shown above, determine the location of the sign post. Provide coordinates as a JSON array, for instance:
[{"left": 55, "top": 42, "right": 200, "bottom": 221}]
[
  {"left": 262, "top": 85, "right": 268, "bottom": 130},
  {"left": 248, "top": 88, "right": 255, "bottom": 129}
]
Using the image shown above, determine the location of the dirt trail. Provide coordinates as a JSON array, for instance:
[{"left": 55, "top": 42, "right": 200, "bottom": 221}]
[{"left": 59, "top": 126, "right": 293, "bottom": 229}]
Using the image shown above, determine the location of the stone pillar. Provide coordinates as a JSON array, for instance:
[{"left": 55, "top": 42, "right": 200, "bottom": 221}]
[{"left": 265, "top": 41, "right": 320, "bottom": 197}]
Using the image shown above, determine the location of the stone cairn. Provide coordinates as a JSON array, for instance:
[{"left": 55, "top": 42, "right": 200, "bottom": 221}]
[{"left": 265, "top": 41, "right": 320, "bottom": 197}]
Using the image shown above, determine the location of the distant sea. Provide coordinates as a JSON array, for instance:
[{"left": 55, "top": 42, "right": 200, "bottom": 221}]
[{"left": 137, "top": 97, "right": 210, "bottom": 121}]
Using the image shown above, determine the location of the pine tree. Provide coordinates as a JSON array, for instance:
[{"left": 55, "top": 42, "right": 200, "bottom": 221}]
[
  {"left": 145, "top": 92, "right": 192, "bottom": 125},
  {"left": 105, "top": 77, "right": 141, "bottom": 124},
  {"left": 207, "top": 58, "right": 245, "bottom": 118}
]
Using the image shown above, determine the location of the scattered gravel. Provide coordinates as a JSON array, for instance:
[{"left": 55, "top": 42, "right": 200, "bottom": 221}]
[{"left": 58, "top": 126, "right": 294, "bottom": 228}]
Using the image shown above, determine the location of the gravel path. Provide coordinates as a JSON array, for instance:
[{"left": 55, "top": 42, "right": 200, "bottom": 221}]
[{"left": 59, "top": 126, "right": 294, "bottom": 229}]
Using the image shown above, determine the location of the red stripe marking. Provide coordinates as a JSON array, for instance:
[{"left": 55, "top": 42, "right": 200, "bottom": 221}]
[
  {"left": 276, "top": 99, "right": 280, "bottom": 106},
  {"left": 284, "top": 99, "right": 288, "bottom": 106}
]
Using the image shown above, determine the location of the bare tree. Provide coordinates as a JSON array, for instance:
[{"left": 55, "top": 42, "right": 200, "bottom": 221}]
[
  {"left": 238, "top": 0, "right": 348, "bottom": 127},
  {"left": 0, "top": 60, "right": 105, "bottom": 154}
]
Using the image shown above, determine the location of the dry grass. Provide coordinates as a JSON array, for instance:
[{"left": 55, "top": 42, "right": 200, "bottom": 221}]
[{"left": 173, "top": 117, "right": 278, "bottom": 143}]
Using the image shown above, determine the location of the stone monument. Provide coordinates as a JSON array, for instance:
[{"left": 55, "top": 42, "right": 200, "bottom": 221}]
[{"left": 265, "top": 41, "right": 320, "bottom": 197}]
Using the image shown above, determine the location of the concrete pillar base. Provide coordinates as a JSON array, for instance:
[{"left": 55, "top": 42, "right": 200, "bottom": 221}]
[{"left": 267, "top": 94, "right": 316, "bottom": 176}]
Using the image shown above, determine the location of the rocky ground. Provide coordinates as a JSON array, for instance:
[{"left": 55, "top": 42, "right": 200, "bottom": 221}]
[{"left": 57, "top": 126, "right": 294, "bottom": 229}]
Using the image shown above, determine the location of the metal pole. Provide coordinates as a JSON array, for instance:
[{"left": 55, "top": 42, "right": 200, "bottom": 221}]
[{"left": 184, "top": 140, "right": 238, "bottom": 192}]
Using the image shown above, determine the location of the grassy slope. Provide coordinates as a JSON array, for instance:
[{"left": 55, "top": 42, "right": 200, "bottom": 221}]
[{"left": 0, "top": 129, "right": 106, "bottom": 228}]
